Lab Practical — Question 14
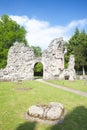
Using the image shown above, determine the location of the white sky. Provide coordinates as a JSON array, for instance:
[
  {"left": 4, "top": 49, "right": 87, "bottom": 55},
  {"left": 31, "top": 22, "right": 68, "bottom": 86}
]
[{"left": 10, "top": 15, "right": 87, "bottom": 50}]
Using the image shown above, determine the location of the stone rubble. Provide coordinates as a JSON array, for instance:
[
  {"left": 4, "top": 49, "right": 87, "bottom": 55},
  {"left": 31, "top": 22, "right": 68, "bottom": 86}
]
[{"left": 27, "top": 102, "right": 66, "bottom": 124}]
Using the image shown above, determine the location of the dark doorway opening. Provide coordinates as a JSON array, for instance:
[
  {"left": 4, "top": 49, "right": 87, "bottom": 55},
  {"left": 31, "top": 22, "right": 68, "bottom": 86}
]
[
  {"left": 34, "top": 62, "right": 43, "bottom": 78},
  {"left": 65, "top": 75, "right": 69, "bottom": 80}
]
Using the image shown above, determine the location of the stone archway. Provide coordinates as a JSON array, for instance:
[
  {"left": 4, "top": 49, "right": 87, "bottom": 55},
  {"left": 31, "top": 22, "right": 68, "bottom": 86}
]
[{"left": 34, "top": 62, "right": 43, "bottom": 78}]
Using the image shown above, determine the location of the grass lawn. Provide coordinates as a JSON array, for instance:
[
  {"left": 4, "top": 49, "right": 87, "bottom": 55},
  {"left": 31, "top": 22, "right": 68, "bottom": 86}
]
[
  {"left": 0, "top": 80, "right": 87, "bottom": 130},
  {"left": 47, "top": 80, "right": 87, "bottom": 92}
]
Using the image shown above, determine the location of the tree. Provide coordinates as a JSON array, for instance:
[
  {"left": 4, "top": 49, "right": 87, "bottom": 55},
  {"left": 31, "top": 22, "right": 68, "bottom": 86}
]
[
  {"left": 74, "top": 30, "right": 87, "bottom": 74},
  {"left": 67, "top": 28, "right": 80, "bottom": 54},
  {"left": 0, "top": 14, "right": 27, "bottom": 68},
  {"left": 74, "top": 44, "right": 86, "bottom": 75},
  {"left": 65, "top": 28, "right": 87, "bottom": 74},
  {"left": 31, "top": 46, "right": 43, "bottom": 77},
  {"left": 34, "top": 62, "right": 43, "bottom": 77},
  {"left": 64, "top": 28, "right": 80, "bottom": 68},
  {"left": 31, "top": 46, "right": 42, "bottom": 57}
]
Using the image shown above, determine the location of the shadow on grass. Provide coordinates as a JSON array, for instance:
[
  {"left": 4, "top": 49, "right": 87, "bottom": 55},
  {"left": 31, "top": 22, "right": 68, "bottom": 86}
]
[
  {"left": 48, "top": 106, "right": 87, "bottom": 130},
  {"left": 16, "top": 106, "right": 87, "bottom": 130},
  {"left": 16, "top": 121, "right": 37, "bottom": 130}
]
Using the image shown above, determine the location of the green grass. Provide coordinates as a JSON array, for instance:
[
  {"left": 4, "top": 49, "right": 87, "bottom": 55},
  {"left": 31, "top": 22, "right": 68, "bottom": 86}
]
[
  {"left": 47, "top": 80, "right": 87, "bottom": 92},
  {"left": 0, "top": 80, "right": 87, "bottom": 130}
]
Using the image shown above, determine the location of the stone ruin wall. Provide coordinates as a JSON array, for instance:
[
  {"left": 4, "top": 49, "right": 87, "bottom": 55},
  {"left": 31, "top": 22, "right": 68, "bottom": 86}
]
[
  {"left": 42, "top": 37, "right": 66, "bottom": 79},
  {"left": 0, "top": 37, "right": 76, "bottom": 81},
  {"left": 59, "top": 55, "right": 76, "bottom": 80}
]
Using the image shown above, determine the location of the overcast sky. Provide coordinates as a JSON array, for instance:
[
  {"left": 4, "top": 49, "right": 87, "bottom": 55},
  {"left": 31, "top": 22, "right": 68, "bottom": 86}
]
[{"left": 0, "top": 0, "right": 87, "bottom": 50}]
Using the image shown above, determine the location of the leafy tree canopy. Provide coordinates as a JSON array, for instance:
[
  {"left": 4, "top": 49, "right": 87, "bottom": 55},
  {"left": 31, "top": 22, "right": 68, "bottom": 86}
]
[
  {"left": 34, "top": 62, "right": 43, "bottom": 77},
  {"left": 65, "top": 28, "right": 87, "bottom": 73},
  {"left": 31, "top": 46, "right": 42, "bottom": 57},
  {"left": 31, "top": 46, "right": 43, "bottom": 76},
  {"left": 0, "top": 14, "right": 27, "bottom": 68}
]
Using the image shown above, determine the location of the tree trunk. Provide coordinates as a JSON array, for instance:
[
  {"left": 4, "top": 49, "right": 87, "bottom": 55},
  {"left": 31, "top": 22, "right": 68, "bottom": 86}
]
[{"left": 82, "top": 66, "right": 85, "bottom": 76}]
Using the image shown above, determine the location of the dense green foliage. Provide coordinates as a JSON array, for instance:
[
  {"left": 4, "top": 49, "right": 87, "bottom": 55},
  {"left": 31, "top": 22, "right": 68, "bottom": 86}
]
[
  {"left": 31, "top": 46, "right": 42, "bottom": 57},
  {"left": 34, "top": 62, "right": 43, "bottom": 77},
  {"left": 0, "top": 81, "right": 87, "bottom": 130},
  {"left": 31, "top": 46, "right": 43, "bottom": 77},
  {"left": 0, "top": 14, "right": 27, "bottom": 68},
  {"left": 65, "top": 28, "right": 87, "bottom": 72}
]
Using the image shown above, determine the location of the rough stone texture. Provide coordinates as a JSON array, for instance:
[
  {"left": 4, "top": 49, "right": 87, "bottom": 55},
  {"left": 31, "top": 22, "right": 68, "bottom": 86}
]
[
  {"left": 0, "top": 43, "right": 35, "bottom": 81},
  {"left": 28, "top": 105, "right": 44, "bottom": 118},
  {"left": 42, "top": 37, "right": 66, "bottom": 79},
  {"left": 0, "top": 37, "right": 76, "bottom": 81},
  {"left": 28, "top": 102, "right": 66, "bottom": 122},
  {"left": 65, "top": 55, "right": 76, "bottom": 80},
  {"left": 59, "top": 55, "right": 76, "bottom": 80},
  {"left": 46, "top": 102, "right": 64, "bottom": 120}
]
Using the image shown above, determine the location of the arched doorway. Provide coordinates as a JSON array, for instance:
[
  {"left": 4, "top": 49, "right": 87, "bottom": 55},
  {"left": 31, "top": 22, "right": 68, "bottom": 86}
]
[{"left": 34, "top": 62, "right": 43, "bottom": 78}]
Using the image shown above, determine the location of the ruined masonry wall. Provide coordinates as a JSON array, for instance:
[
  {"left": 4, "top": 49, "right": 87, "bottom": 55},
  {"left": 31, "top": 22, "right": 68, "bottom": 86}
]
[
  {"left": 42, "top": 38, "right": 66, "bottom": 79},
  {"left": 0, "top": 37, "right": 75, "bottom": 81},
  {"left": 0, "top": 44, "right": 35, "bottom": 80}
]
